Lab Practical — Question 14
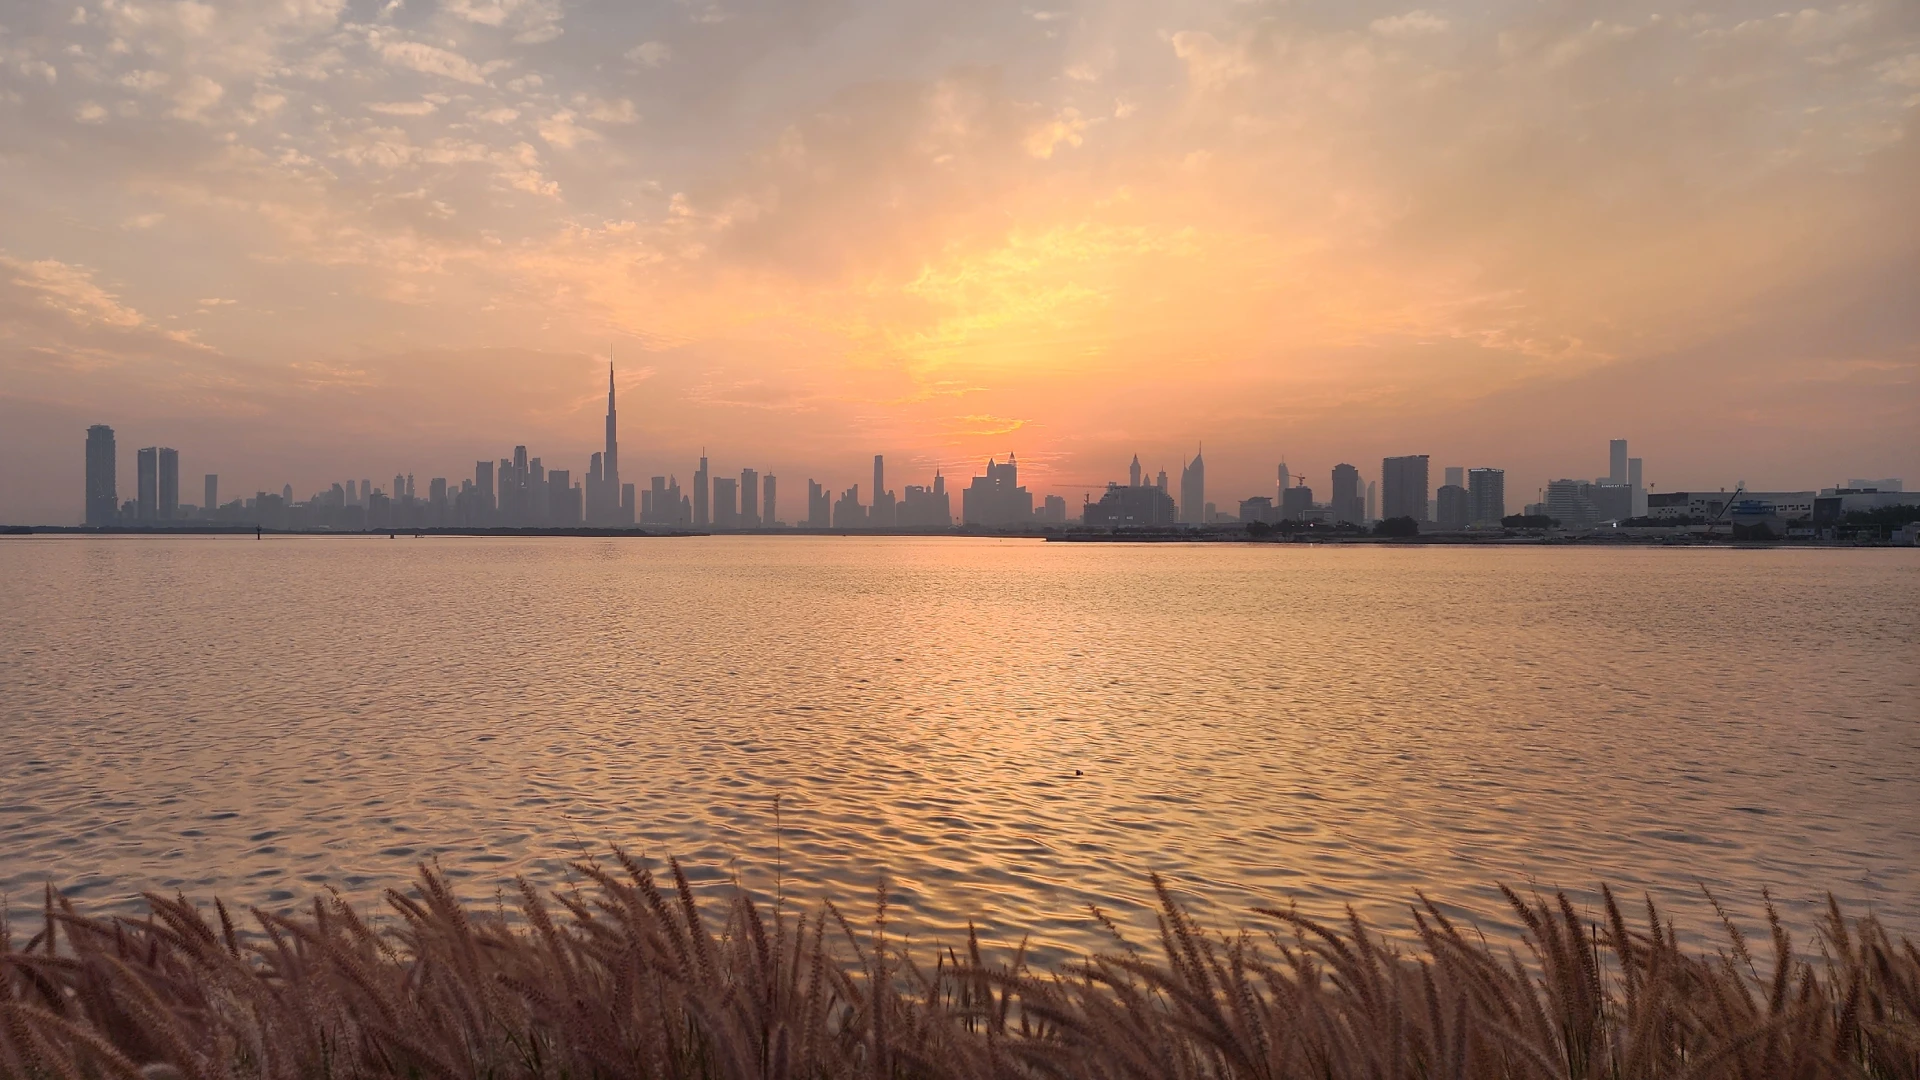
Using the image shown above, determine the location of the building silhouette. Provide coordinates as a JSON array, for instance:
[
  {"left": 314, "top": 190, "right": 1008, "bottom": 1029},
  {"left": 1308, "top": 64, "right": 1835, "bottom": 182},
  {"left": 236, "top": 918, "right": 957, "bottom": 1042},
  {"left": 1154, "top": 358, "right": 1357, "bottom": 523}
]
[
  {"left": 85, "top": 425, "right": 116, "bottom": 525},
  {"left": 1331, "top": 463, "right": 1363, "bottom": 524},
  {"left": 1467, "top": 468, "right": 1505, "bottom": 526},
  {"left": 204, "top": 474, "right": 218, "bottom": 517},
  {"left": 962, "top": 455, "right": 1033, "bottom": 527},
  {"left": 1281, "top": 483, "right": 1313, "bottom": 522},
  {"left": 1381, "top": 455, "right": 1430, "bottom": 522},
  {"left": 832, "top": 484, "right": 865, "bottom": 528},
  {"left": 135, "top": 447, "right": 158, "bottom": 521},
  {"left": 762, "top": 475, "right": 777, "bottom": 527},
  {"left": 1128, "top": 454, "right": 1142, "bottom": 488},
  {"left": 807, "top": 480, "right": 830, "bottom": 528},
  {"left": 740, "top": 468, "right": 760, "bottom": 527},
  {"left": 1609, "top": 439, "right": 1628, "bottom": 485},
  {"left": 693, "top": 452, "right": 709, "bottom": 528},
  {"left": 1435, "top": 483, "right": 1469, "bottom": 530},
  {"left": 899, "top": 470, "right": 951, "bottom": 527},
  {"left": 1085, "top": 478, "right": 1176, "bottom": 526},
  {"left": 712, "top": 476, "right": 738, "bottom": 528},
  {"left": 157, "top": 448, "right": 179, "bottom": 521},
  {"left": 1179, "top": 448, "right": 1204, "bottom": 524}
]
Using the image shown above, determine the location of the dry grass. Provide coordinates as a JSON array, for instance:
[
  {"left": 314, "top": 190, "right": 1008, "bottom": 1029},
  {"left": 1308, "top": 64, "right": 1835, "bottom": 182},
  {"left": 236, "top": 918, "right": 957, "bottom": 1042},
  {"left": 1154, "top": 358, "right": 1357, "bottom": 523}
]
[{"left": 2, "top": 851, "right": 1916, "bottom": 1079}]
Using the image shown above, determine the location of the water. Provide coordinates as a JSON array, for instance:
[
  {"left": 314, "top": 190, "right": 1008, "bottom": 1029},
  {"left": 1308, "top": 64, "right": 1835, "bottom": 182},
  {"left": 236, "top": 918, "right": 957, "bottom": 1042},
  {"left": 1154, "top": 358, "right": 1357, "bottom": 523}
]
[{"left": 2, "top": 536, "right": 1915, "bottom": 962}]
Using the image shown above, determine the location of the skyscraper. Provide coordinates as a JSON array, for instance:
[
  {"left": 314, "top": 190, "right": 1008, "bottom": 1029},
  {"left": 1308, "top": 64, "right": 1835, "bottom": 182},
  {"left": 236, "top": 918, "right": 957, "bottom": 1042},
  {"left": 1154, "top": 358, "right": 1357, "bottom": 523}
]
[
  {"left": 1331, "top": 463, "right": 1363, "bottom": 524},
  {"left": 204, "top": 474, "right": 218, "bottom": 517},
  {"left": 136, "top": 447, "right": 158, "bottom": 521},
  {"left": 1179, "top": 448, "right": 1205, "bottom": 524},
  {"left": 475, "top": 460, "right": 495, "bottom": 520},
  {"left": 85, "top": 425, "right": 116, "bottom": 525},
  {"left": 762, "top": 475, "right": 777, "bottom": 527},
  {"left": 807, "top": 479, "right": 830, "bottom": 528},
  {"left": 1129, "top": 454, "right": 1142, "bottom": 488},
  {"left": 1381, "top": 455, "right": 1430, "bottom": 522},
  {"left": 1436, "top": 484, "right": 1469, "bottom": 530},
  {"left": 1277, "top": 461, "right": 1290, "bottom": 500},
  {"left": 604, "top": 363, "right": 619, "bottom": 506},
  {"left": 1628, "top": 457, "right": 1646, "bottom": 517},
  {"left": 158, "top": 448, "right": 179, "bottom": 521},
  {"left": 693, "top": 452, "right": 709, "bottom": 528},
  {"left": 740, "top": 468, "right": 760, "bottom": 527},
  {"left": 1608, "top": 439, "right": 1628, "bottom": 485},
  {"left": 1467, "top": 468, "right": 1506, "bottom": 526},
  {"left": 713, "top": 476, "right": 738, "bottom": 528}
]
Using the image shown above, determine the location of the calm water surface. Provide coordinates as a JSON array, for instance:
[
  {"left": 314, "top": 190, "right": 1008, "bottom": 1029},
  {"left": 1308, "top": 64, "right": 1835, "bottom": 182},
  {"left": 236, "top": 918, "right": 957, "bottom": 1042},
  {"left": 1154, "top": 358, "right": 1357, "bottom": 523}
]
[{"left": 2, "top": 537, "right": 1915, "bottom": 961}]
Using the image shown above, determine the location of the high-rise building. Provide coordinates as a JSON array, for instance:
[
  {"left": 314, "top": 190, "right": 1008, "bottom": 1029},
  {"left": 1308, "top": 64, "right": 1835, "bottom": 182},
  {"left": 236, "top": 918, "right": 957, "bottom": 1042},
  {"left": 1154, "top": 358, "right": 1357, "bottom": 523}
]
[
  {"left": 1435, "top": 484, "right": 1469, "bottom": 530},
  {"left": 1331, "top": 463, "right": 1363, "bottom": 524},
  {"left": 762, "top": 475, "right": 777, "bottom": 526},
  {"left": 961, "top": 455, "right": 1033, "bottom": 527},
  {"left": 1179, "top": 448, "right": 1205, "bottom": 524},
  {"left": 712, "top": 476, "right": 738, "bottom": 528},
  {"left": 1281, "top": 484, "right": 1314, "bottom": 522},
  {"left": 832, "top": 484, "right": 865, "bottom": 528},
  {"left": 1155, "top": 468, "right": 1167, "bottom": 492},
  {"left": 1277, "top": 462, "right": 1291, "bottom": 500},
  {"left": 136, "top": 447, "right": 158, "bottom": 521},
  {"left": 1445, "top": 466, "right": 1464, "bottom": 489},
  {"left": 807, "top": 479, "right": 830, "bottom": 528},
  {"left": 740, "top": 468, "right": 760, "bottom": 527},
  {"left": 874, "top": 456, "right": 886, "bottom": 502},
  {"left": 1040, "top": 494, "right": 1067, "bottom": 523},
  {"left": 1128, "top": 455, "right": 1142, "bottom": 488},
  {"left": 1381, "top": 455, "right": 1430, "bottom": 522},
  {"left": 604, "top": 363, "right": 619, "bottom": 510},
  {"left": 475, "top": 460, "right": 495, "bottom": 520},
  {"left": 85, "top": 425, "right": 116, "bottom": 525},
  {"left": 547, "top": 470, "right": 577, "bottom": 524},
  {"left": 158, "top": 448, "right": 179, "bottom": 521},
  {"left": 1609, "top": 439, "right": 1628, "bottom": 485},
  {"left": 693, "top": 452, "right": 709, "bottom": 527},
  {"left": 1467, "top": 468, "right": 1505, "bottom": 526},
  {"left": 204, "top": 474, "right": 218, "bottom": 517},
  {"left": 1628, "top": 457, "right": 1646, "bottom": 517},
  {"left": 899, "top": 469, "right": 952, "bottom": 527}
]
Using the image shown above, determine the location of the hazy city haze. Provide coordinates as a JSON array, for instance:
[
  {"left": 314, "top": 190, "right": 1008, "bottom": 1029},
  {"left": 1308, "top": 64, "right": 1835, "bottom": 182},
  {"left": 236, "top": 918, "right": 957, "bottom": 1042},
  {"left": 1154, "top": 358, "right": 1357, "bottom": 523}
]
[{"left": 2, "top": 0, "right": 1917, "bottom": 521}]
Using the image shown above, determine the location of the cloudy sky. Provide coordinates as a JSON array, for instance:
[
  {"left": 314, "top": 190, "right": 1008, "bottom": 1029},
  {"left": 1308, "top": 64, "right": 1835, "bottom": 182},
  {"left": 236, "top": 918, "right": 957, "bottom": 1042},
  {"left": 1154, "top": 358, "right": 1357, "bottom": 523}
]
[{"left": 1, "top": 0, "right": 1915, "bottom": 521}]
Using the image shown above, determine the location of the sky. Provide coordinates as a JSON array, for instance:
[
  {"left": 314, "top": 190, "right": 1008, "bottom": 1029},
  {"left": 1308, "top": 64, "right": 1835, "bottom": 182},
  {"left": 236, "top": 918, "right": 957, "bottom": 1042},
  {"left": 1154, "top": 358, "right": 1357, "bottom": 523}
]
[{"left": 1, "top": 0, "right": 1916, "bottom": 523}]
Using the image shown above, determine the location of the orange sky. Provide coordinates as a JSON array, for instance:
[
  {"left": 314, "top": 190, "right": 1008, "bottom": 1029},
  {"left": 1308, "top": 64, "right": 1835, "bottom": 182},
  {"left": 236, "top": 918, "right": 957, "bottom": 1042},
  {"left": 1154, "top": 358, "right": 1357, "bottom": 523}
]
[{"left": 2, "top": 0, "right": 1916, "bottom": 521}]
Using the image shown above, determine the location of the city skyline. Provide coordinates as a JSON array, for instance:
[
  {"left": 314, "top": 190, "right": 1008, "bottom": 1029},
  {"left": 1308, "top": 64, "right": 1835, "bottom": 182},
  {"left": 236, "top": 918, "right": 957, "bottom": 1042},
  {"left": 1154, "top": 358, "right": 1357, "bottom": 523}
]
[{"left": 1, "top": 0, "right": 1916, "bottom": 523}]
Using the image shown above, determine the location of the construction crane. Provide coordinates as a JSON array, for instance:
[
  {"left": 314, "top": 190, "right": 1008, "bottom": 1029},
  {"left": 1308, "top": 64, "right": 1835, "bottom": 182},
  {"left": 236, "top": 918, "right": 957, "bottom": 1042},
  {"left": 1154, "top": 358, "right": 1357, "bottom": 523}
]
[{"left": 1701, "top": 485, "right": 1745, "bottom": 541}]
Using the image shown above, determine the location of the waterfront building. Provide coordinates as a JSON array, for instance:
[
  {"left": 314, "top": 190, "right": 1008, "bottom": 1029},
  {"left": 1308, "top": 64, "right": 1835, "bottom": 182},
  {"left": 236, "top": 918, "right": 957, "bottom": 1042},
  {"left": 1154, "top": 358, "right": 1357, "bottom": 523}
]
[
  {"left": 713, "top": 477, "right": 739, "bottom": 528},
  {"left": 85, "top": 425, "right": 116, "bottom": 525},
  {"left": 1281, "top": 484, "right": 1313, "bottom": 522},
  {"left": 693, "top": 453, "right": 709, "bottom": 528},
  {"left": 900, "top": 470, "right": 951, "bottom": 527},
  {"left": 1084, "top": 481, "right": 1176, "bottom": 527},
  {"left": 741, "top": 468, "right": 760, "bottom": 527},
  {"left": 136, "top": 447, "right": 158, "bottom": 521},
  {"left": 807, "top": 480, "right": 830, "bottom": 528},
  {"left": 1179, "top": 448, "right": 1205, "bottom": 524},
  {"left": 1609, "top": 439, "right": 1628, "bottom": 485},
  {"left": 1038, "top": 493, "right": 1067, "bottom": 523},
  {"left": 961, "top": 455, "right": 1033, "bottom": 527},
  {"left": 158, "top": 448, "right": 179, "bottom": 521},
  {"left": 832, "top": 484, "right": 866, "bottom": 528},
  {"left": 1381, "top": 455, "right": 1429, "bottom": 522},
  {"left": 1467, "top": 468, "right": 1505, "bottom": 526},
  {"left": 1331, "top": 463, "right": 1363, "bottom": 524},
  {"left": 1435, "top": 484, "right": 1469, "bottom": 530}
]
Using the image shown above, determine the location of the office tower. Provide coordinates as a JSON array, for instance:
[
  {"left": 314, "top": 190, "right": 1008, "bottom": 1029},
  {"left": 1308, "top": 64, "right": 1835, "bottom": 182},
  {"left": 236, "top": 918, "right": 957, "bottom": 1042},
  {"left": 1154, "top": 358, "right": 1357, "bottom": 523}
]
[
  {"left": 1609, "top": 439, "right": 1628, "bottom": 485},
  {"left": 1381, "top": 455, "right": 1429, "bottom": 521},
  {"left": 406, "top": 474, "right": 415, "bottom": 500},
  {"left": 693, "top": 452, "right": 709, "bottom": 527},
  {"left": 604, "top": 363, "right": 619, "bottom": 506},
  {"left": 874, "top": 455, "right": 885, "bottom": 503},
  {"left": 547, "top": 470, "right": 576, "bottom": 524},
  {"left": 1129, "top": 454, "right": 1142, "bottom": 488},
  {"left": 832, "top": 484, "right": 866, "bottom": 528},
  {"left": 741, "top": 468, "right": 760, "bottom": 527},
  {"left": 1331, "top": 463, "right": 1362, "bottom": 524},
  {"left": 358, "top": 478, "right": 370, "bottom": 507},
  {"left": 135, "top": 447, "right": 158, "bottom": 521},
  {"left": 1156, "top": 468, "right": 1168, "bottom": 492},
  {"left": 204, "top": 474, "right": 218, "bottom": 517},
  {"left": 282, "top": 483, "right": 292, "bottom": 505},
  {"left": 1281, "top": 484, "right": 1313, "bottom": 521},
  {"left": 763, "top": 475, "right": 777, "bottom": 526},
  {"left": 1467, "top": 468, "right": 1506, "bottom": 526},
  {"left": 85, "top": 425, "right": 117, "bottom": 525},
  {"left": 713, "top": 476, "right": 738, "bottom": 528},
  {"left": 430, "top": 477, "right": 448, "bottom": 523},
  {"left": 1445, "top": 466, "right": 1464, "bottom": 489},
  {"left": 1628, "top": 457, "right": 1646, "bottom": 517},
  {"left": 475, "top": 460, "right": 495, "bottom": 519},
  {"left": 158, "top": 448, "right": 179, "bottom": 521},
  {"left": 1436, "top": 484, "right": 1469, "bottom": 530},
  {"left": 1179, "top": 448, "right": 1204, "bottom": 524},
  {"left": 1277, "top": 462, "right": 1291, "bottom": 499},
  {"left": 807, "top": 479, "right": 830, "bottom": 528},
  {"left": 1042, "top": 494, "right": 1067, "bottom": 522}
]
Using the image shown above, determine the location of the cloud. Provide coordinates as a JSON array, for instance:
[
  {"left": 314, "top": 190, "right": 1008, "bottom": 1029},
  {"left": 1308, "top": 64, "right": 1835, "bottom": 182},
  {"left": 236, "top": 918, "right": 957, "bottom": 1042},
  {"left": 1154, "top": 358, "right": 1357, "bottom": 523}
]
[
  {"left": 537, "top": 109, "right": 600, "bottom": 148},
  {"left": 167, "top": 73, "right": 224, "bottom": 119},
  {"left": 75, "top": 102, "right": 109, "bottom": 123},
  {"left": 625, "top": 41, "right": 671, "bottom": 67},
  {"left": 1, "top": 256, "right": 147, "bottom": 329},
  {"left": 1024, "top": 107, "right": 1085, "bottom": 158},
  {"left": 369, "top": 100, "right": 439, "bottom": 115},
  {"left": 378, "top": 40, "right": 486, "bottom": 84},
  {"left": 1370, "top": 10, "right": 1448, "bottom": 38},
  {"left": 579, "top": 97, "right": 638, "bottom": 123},
  {"left": 440, "top": 0, "right": 563, "bottom": 43}
]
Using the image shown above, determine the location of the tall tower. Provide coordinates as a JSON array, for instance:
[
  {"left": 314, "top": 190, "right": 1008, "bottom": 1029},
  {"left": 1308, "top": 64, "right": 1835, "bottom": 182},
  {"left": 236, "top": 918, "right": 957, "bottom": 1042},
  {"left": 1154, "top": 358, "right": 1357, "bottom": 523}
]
[
  {"left": 1179, "top": 447, "right": 1204, "bottom": 524},
  {"left": 136, "top": 447, "right": 158, "bottom": 521},
  {"left": 1277, "top": 462, "right": 1291, "bottom": 499},
  {"left": 205, "top": 474, "right": 219, "bottom": 516},
  {"left": 1129, "top": 455, "right": 1142, "bottom": 488},
  {"left": 158, "top": 448, "right": 179, "bottom": 521},
  {"left": 693, "top": 451, "right": 709, "bottom": 528},
  {"left": 85, "top": 425, "right": 117, "bottom": 525},
  {"left": 604, "top": 363, "right": 619, "bottom": 498},
  {"left": 1608, "top": 439, "right": 1627, "bottom": 485},
  {"left": 873, "top": 455, "right": 884, "bottom": 505}
]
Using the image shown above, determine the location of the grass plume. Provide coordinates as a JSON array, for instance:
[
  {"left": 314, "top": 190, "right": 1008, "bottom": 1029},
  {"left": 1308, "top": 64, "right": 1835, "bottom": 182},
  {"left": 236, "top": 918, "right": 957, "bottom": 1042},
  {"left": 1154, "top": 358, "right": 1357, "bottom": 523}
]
[{"left": 2, "top": 851, "right": 1916, "bottom": 1078}]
